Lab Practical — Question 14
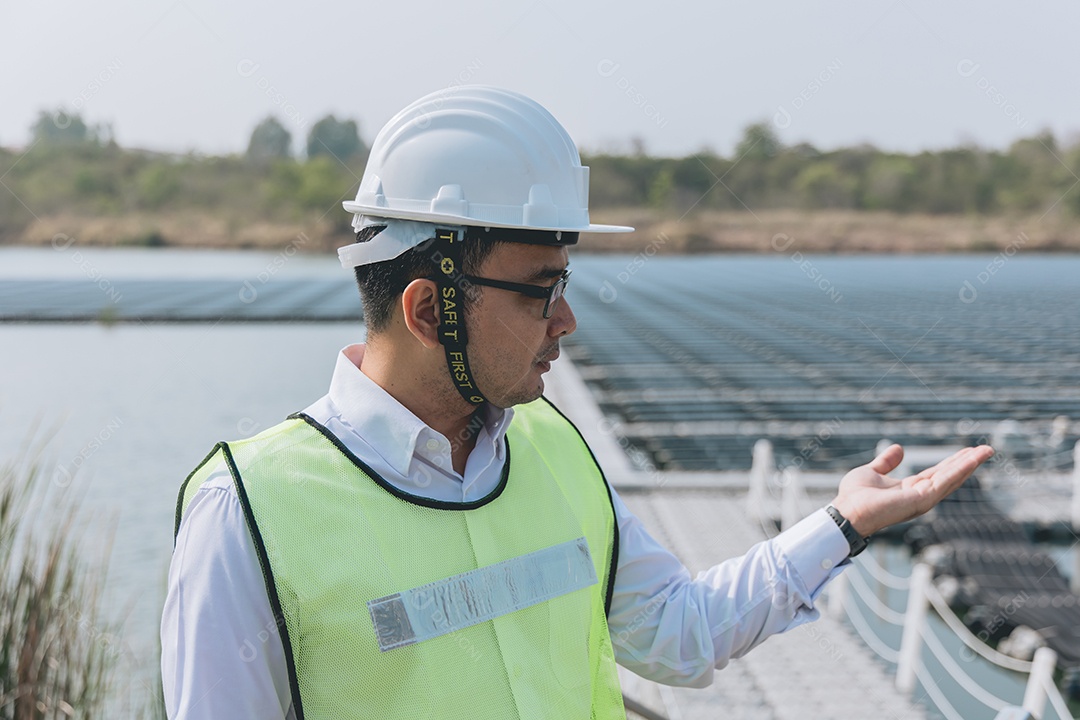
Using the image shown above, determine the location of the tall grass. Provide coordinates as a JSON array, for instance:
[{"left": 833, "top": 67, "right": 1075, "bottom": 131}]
[{"left": 0, "top": 455, "right": 115, "bottom": 718}]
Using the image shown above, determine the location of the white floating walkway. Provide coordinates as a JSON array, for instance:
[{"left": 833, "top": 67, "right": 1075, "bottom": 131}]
[
  {"left": 615, "top": 491, "right": 927, "bottom": 720},
  {"left": 545, "top": 357, "right": 928, "bottom": 719}
]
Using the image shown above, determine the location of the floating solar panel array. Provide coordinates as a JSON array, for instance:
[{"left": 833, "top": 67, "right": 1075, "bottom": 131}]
[
  {"left": 561, "top": 255, "right": 1080, "bottom": 472},
  {"left": 907, "top": 479, "right": 1080, "bottom": 667},
  {"left": 3, "top": 254, "right": 1078, "bottom": 474},
  {"left": 0, "top": 278, "right": 363, "bottom": 322}
]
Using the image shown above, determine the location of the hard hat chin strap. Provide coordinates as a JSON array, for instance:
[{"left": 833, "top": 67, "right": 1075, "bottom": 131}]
[{"left": 432, "top": 228, "right": 488, "bottom": 406}]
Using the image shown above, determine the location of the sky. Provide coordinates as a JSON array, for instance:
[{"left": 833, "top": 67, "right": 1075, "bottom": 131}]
[{"left": 3, "top": 0, "right": 1079, "bottom": 159}]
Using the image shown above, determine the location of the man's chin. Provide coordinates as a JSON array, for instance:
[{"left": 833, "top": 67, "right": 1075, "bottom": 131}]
[{"left": 497, "top": 380, "right": 545, "bottom": 409}]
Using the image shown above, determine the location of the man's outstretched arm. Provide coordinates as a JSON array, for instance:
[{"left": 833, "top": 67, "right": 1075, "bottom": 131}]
[{"left": 606, "top": 443, "right": 993, "bottom": 687}]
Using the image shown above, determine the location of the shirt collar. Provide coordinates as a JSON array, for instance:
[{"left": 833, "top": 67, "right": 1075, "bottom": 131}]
[{"left": 326, "top": 344, "right": 514, "bottom": 477}]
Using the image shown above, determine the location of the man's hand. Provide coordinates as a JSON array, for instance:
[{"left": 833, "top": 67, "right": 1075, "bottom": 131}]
[{"left": 829, "top": 443, "right": 995, "bottom": 537}]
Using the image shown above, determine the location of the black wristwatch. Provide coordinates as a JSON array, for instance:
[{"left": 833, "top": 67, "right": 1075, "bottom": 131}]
[{"left": 825, "top": 505, "right": 869, "bottom": 557}]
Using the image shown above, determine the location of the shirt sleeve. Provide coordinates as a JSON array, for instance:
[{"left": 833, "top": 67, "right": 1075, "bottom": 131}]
[
  {"left": 161, "top": 468, "right": 295, "bottom": 720},
  {"left": 605, "top": 486, "right": 851, "bottom": 688}
]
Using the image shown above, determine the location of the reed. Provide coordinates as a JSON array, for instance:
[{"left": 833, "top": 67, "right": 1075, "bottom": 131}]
[{"left": 0, "top": 455, "right": 115, "bottom": 719}]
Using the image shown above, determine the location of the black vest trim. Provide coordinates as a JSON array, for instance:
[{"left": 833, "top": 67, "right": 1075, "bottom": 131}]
[
  {"left": 174, "top": 442, "right": 224, "bottom": 542},
  {"left": 288, "top": 412, "right": 511, "bottom": 511},
  {"left": 538, "top": 396, "right": 621, "bottom": 619}
]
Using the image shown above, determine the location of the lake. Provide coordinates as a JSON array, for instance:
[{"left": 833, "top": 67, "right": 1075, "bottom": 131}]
[{"left": 1, "top": 246, "right": 1077, "bottom": 715}]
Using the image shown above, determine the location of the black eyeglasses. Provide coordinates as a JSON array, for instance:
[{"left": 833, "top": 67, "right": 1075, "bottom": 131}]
[{"left": 463, "top": 269, "right": 571, "bottom": 319}]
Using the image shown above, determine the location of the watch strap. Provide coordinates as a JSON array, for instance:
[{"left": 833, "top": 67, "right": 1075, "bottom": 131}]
[{"left": 825, "top": 504, "right": 869, "bottom": 557}]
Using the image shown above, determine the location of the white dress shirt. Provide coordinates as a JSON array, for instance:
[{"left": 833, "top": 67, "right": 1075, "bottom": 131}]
[{"left": 161, "top": 344, "right": 852, "bottom": 719}]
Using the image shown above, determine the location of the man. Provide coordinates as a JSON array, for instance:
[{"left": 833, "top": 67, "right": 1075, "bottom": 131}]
[{"left": 162, "top": 86, "right": 993, "bottom": 719}]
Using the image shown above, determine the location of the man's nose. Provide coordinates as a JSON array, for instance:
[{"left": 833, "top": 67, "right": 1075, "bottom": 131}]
[{"left": 549, "top": 297, "right": 577, "bottom": 337}]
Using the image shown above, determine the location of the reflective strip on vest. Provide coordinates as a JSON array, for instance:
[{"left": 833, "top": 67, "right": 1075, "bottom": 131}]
[{"left": 369, "top": 536, "right": 597, "bottom": 651}]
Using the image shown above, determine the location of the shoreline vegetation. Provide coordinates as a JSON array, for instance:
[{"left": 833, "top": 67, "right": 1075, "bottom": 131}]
[
  {"left": 0, "top": 442, "right": 165, "bottom": 719},
  {"left": 3, "top": 110, "right": 1080, "bottom": 254},
  {"left": 10, "top": 208, "right": 1079, "bottom": 254},
  {"left": 1, "top": 452, "right": 115, "bottom": 718}
]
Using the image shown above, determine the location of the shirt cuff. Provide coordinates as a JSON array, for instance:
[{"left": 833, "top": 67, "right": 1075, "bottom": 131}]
[{"left": 773, "top": 508, "right": 852, "bottom": 594}]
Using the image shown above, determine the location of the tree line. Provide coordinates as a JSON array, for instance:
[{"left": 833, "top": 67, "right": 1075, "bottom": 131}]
[
  {"left": 28, "top": 110, "right": 366, "bottom": 163},
  {"left": 587, "top": 123, "right": 1080, "bottom": 217},
  {"left": 2, "top": 110, "right": 1078, "bottom": 246}
]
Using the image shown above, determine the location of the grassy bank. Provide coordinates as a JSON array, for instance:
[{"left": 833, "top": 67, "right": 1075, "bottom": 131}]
[
  {"left": 588, "top": 209, "right": 1078, "bottom": 253},
  {"left": 10, "top": 208, "right": 1080, "bottom": 255}
]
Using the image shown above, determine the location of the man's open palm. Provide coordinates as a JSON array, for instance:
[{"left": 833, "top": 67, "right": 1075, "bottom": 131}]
[{"left": 830, "top": 443, "right": 995, "bottom": 537}]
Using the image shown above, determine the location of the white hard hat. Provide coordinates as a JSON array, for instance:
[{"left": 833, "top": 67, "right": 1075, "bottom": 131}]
[{"left": 341, "top": 86, "right": 633, "bottom": 237}]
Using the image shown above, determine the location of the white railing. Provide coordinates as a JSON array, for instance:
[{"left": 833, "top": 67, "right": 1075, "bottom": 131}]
[
  {"left": 835, "top": 575, "right": 901, "bottom": 663},
  {"left": 746, "top": 438, "right": 774, "bottom": 521},
  {"left": 843, "top": 556, "right": 1072, "bottom": 719},
  {"left": 829, "top": 552, "right": 1067, "bottom": 716},
  {"left": 1073, "top": 440, "right": 1080, "bottom": 594}
]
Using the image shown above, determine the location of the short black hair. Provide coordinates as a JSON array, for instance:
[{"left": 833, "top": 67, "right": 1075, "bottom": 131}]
[{"left": 353, "top": 225, "right": 504, "bottom": 333}]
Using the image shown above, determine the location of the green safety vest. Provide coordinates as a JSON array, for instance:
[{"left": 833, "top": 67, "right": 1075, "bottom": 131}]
[{"left": 175, "top": 396, "right": 626, "bottom": 719}]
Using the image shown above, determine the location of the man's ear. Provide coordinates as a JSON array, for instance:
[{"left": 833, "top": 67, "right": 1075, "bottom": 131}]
[{"left": 400, "top": 278, "right": 442, "bottom": 349}]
